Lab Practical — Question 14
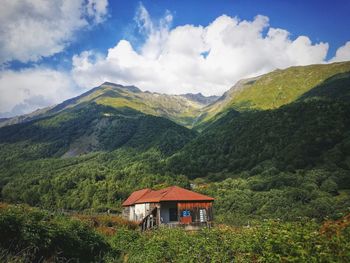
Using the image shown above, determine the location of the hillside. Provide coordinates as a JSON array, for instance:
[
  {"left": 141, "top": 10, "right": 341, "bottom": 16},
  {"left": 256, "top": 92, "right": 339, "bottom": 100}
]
[
  {"left": 197, "top": 61, "right": 350, "bottom": 125},
  {"left": 0, "top": 102, "right": 196, "bottom": 159},
  {"left": 168, "top": 100, "right": 350, "bottom": 178},
  {"left": 169, "top": 69, "right": 350, "bottom": 178}
]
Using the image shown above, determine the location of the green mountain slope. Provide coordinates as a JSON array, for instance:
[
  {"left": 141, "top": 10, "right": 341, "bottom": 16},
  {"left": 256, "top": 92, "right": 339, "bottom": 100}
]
[
  {"left": 168, "top": 100, "right": 350, "bottom": 178},
  {"left": 0, "top": 82, "right": 214, "bottom": 128},
  {"left": 198, "top": 61, "right": 350, "bottom": 125},
  {"left": 0, "top": 103, "right": 196, "bottom": 160},
  {"left": 168, "top": 70, "right": 350, "bottom": 180},
  {"left": 299, "top": 71, "right": 350, "bottom": 102}
]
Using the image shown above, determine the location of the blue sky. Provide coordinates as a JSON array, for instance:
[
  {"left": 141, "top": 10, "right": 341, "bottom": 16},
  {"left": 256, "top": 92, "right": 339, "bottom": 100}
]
[
  {"left": 36, "top": 0, "right": 350, "bottom": 69},
  {"left": 103, "top": 0, "right": 350, "bottom": 58},
  {"left": 1, "top": 0, "right": 350, "bottom": 117}
]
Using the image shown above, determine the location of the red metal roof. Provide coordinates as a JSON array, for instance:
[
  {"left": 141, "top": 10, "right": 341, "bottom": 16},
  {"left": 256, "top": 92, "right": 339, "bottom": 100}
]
[
  {"left": 122, "top": 186, "right": 214, "bottom": 206},
  {"left": 122, "top": 188, "right": 152, "bottom": 206}
]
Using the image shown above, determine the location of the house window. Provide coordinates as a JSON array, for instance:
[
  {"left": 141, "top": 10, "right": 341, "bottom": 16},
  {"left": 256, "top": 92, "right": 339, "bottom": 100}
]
[
  {"left": 169, "top": 208, "right": 178, "bottom": 221},
  {"left": 199, "top": 209, "right": 207, "bottom": 222}
]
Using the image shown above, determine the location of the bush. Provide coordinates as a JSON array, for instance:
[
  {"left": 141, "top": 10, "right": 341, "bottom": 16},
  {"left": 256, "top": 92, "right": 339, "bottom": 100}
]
[
  {"left": 320, "top": 178, "right": 338, "bottom": 195},
  {"left": 2, "top": 203, "right": 350, "bottom": 262},
  {"left": 115, "top": 219, "right": 350, "bottom": 263},
  {"left": 0, "top": 205, "right": 112, "bottom": 262}
]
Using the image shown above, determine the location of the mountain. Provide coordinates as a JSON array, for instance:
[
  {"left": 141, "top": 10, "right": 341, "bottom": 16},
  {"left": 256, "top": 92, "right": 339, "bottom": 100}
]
[
  {"left": 180, "top": 93, "right": 219, "bottom": 105},
  {"left": 168, "top": 99, "right": 350, "bottom": 179},
  {"left": 197, "top": 61, "right": 350, "bottom": 126},
  {"left": 5, "top": 61, "right": 348, "bottom": 130},
  {"left": 0, "top": 103, "right": 196, "bottom": 159},
  {"left": 0, "top": 82, "right": 217, "bottom": 129},
  {"left": 0, "top": 118, "right": 9, "bottom": 124},
  {"left": 0, "top": 61, "right": 349, "bottom": 222},
  {"left": 0, "top": 106, "right": 55, "bottom": 128},
  {"left": 168, "top": 65, "right": 350, "bottom": 178}
]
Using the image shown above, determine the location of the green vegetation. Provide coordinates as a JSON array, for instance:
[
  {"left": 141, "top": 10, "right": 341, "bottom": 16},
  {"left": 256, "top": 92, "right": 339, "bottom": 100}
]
[
  {"left": 0, "top": 102, "right": 196, "bottom": 158},
  {"left": 0, "top": 148, "right": 189, "bottom": 211},
  {"left": 113, "top": 219, "right": 350, "bottom": 263},
  {"left": 169, "top": 99, "right": 350, "bottom": 178},
  {"left": 0, "top": 203, "right": 112, "bottom": 262},
  {"left": 0, "top": 103, "right": 194, "bottom": 211},
  {"left": 1, "top": 203, "right": 350, "bottom": 262},
  {"left": 231, "top": 61, "right": 350, "bottom": 110},
  {"left": 198, "top": 172, "right": 350, "bottom": 225},
  {"left": 200, "top": 61, "right": 350, "bottom": 124}
]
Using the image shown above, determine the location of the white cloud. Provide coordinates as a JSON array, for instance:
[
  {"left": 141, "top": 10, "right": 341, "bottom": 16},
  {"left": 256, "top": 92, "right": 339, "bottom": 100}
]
[
  {"left": 72, "top": 4, "right": 329, "bottom": 96},
  {"left": 330, "top": 41, "right": 350, "bottom": 62},
  {"left": 87, "top": 0, "right": 109, "bottom": 23},
  {"left": 0, "top": 0, "right": 108, "bottom": 64},
  {"left": 0, "top": 68, "right": 76, "bottom": 117},
  {"left": 135, "top": 3, "right": 173, "bottom": 59}
]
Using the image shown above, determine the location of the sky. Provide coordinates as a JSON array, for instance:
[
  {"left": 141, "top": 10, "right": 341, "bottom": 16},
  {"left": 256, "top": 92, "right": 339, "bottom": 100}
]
[{"left": 0, "top": 0, "right": 350, "bottom": 118}]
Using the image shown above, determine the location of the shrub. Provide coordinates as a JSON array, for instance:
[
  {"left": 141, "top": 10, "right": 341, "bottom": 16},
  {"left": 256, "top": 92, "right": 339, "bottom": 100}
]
[
  {"left": 0, "top": 205, "right": 112, "bottom": 262},
  {"left": 114, "top": 219, "right": 350, "bottom": 263}
]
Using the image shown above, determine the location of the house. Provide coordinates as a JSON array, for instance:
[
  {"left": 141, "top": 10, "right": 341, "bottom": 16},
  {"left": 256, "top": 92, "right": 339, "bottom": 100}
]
[{"left": 122, "top": 186, "right": 214, "bottom": 230}]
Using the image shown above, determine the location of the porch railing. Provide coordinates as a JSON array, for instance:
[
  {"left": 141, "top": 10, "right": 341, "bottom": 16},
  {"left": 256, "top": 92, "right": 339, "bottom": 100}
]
[{"left": 140, "top": 208, "right": 157, "bottom": 231}]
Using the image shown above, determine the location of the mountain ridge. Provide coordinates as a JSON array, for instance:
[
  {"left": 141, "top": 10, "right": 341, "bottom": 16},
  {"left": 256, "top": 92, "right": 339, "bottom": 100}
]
[
  {"left": 0, "top": 82, "right": 218, "bottom": 128},
  {"left": 196, "top": 61, "right": 350, "bottom": 126},
  {"left": 2, "top": 61, "right": 350, "bottom": 130}
]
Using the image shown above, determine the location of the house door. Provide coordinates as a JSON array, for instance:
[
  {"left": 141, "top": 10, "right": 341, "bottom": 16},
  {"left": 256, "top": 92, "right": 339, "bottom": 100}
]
[{"left": 169, "top": 207, "right": 178, "bottom": 222}]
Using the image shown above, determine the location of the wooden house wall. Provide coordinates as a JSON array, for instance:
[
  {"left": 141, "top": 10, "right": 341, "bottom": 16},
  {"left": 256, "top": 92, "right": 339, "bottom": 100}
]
[{"left": 177, "top": 202, "right": 213, "bottom": 222}]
